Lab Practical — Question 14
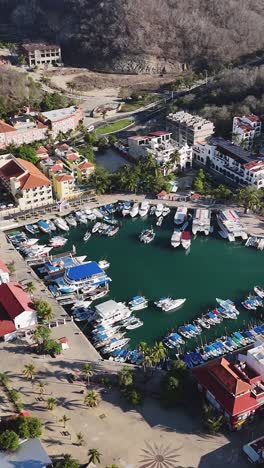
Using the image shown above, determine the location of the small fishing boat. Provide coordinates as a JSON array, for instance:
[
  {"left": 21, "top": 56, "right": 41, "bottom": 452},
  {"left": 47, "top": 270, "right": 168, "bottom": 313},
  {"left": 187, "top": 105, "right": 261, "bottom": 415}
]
[
  {"left": 107, "top": 226, "right": 119, "bottom": 237},
  {"left": 161, "top": 298, "right": 186, "bottom": 312},
  {"left": 25, "top": 224, "right": 39, "bottom": 235},
  {"left": 49, "top": 236, "right": 67, "bottom": 248},
  {"left": 83, "top": 231, "right": 91, "bottom": 242},
  {"left": 130, "top": 202, "right": 139, "bottom": 218},
  {"left": 254, "top": 285, "right": 264, "bottom": 298},
  {"left": 155, "top": 203, "right": 163, "bottom": 217},
  {"left": 47, "top": 220, "right": 56, "bottom": 231},
  {"left": 92, "top": 222, "right": 101, "bottom": 233},
  {"left": 156, "top": 216, "right": 163, "bottom": 227},
  {"left": 139, "top": 228, "right": 155, "bottom": 244},
  {"left": 162, "top": 206, "right": 170, "bottom": 217},
  {"left": 37, "top": 220, "right": 51, "bottom": 234},
  {"left": 122, "top": 201, "right": 131, "bottom": 217},
  {"left": 181, "top": 231, "right": 191, "bottom": 250},
  {"left": 126, "top": 318, "right": 144, "bottom": 330},
  {"left": 139, "top": 201, "right": 150, "bottom": 217},
  {"left": 171, "top": 229, "right": 181, "bottom": 248},
  {"left": 129, "top": 295, "right": 148, "bottom": 311},
  {"left": 65, "top": 215, "right": 77, "bottom": 227},
  {"left": 98, "top": 260, "right": 110, "bottom": 270},
  {"left": 54, "top": 218, "right": 69, "bottom": 232}
]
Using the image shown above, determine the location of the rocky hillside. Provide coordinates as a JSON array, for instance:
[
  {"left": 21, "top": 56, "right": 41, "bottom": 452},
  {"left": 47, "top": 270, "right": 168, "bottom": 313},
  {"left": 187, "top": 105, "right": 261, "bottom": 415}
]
[{"left": 0, "top": 0, "right": 264, "bottom": 73}]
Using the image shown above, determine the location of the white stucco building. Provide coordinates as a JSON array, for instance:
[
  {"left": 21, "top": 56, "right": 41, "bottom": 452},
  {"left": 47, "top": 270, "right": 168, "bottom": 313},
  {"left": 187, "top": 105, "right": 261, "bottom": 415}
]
[
  {"left": 232, "top": 114, "right": 261, "bottom": 150},
  {"left": 128, "top": 131, "right": 192, "bottom": 173},
  {"left": 193, "top": 137, "right": 264, "bottom": 189},
  {"left": 239, "top": 341, "right": 264, "bottom": 381}
]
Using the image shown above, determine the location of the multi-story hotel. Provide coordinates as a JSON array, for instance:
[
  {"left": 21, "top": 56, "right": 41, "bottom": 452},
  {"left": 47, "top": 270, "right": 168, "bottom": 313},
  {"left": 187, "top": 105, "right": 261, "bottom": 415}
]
[
  {"left": 193, "top": 137, "right": 264, "bottom": 189},
  {"left": 0, "top": 154, "right": 53, "bottom": 210}
]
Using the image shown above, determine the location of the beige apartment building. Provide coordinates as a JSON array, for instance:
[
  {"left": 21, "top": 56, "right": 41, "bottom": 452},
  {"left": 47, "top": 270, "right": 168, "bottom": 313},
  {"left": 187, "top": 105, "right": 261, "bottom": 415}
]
[
  {"left": 166, "top": 111, "right": 215, "bottom": 146},
  {"left": 21, "top": 42, "right": 61, "bottom": 67}
]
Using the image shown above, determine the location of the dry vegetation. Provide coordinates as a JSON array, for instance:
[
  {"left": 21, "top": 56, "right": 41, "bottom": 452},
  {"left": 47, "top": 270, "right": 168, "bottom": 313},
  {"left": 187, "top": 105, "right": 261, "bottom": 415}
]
[{"left": 1, "top": 0, "right": 264, "bottom": 72}]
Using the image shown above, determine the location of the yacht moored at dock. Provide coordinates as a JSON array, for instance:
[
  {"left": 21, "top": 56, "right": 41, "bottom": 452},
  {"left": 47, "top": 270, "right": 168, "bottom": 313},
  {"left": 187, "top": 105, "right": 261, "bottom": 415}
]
[
  {"left": 171, "top": 229, "right": 181, "bottom": 248},
  {"left": 217, "top": 209, "right": 248, "bottom": 242},
  {"left": 128, "top": 296, "right": 148, "bottom": 311},
  {"left": 54, "top": 218, "right": 69, "bottom": 232},
  {"left": 192, "top": 209, "right": 211, "bottom": 236},
  {"left": 139, "top": 201, "right": 150, "bottom": 217},
  {"left": 174, "top": 206, "right": 188, "bottom": 225},
  {"left": 181, "top": 231, "right": 191, "bottom": 250},
  {"left": 155, "top": 203, "right": 163, "bottom": 218},
  {"left": 37, "top": 220, "right": 51, "bottom": 233}
]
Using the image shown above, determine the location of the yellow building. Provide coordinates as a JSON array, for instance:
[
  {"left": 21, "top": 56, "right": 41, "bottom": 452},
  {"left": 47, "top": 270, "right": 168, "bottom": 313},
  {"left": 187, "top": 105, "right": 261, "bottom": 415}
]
[
  {"left": 76, "top": 160, "right": 95, "bottom": 183},
  {"left": 53, "top": 173, "right": 76, "bottom": 200}
]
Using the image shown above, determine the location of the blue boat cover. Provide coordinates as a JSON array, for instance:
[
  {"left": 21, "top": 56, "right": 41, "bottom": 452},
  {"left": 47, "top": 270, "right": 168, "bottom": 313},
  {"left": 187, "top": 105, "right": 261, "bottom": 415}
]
[
  {"left": 66, "top": 262, "right": 103, "bottom": 281},
  {"left": 38, "top": 220, "right": 49, "bottom": 228}
]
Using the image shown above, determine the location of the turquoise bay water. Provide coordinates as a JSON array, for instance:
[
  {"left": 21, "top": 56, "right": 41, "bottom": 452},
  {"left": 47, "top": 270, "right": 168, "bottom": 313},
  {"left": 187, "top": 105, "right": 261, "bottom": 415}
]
[{"left": 49, "top": 212, "right": 264, "bottom": 351}]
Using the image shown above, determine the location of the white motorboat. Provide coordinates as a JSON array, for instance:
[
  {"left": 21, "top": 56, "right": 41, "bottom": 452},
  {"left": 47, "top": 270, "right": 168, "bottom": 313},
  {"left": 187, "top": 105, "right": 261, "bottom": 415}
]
[
  {"left": 217, "top": 209, "right": 248, "bottom": 242},
  {"left": 139, "top": 228, "right": 155, "bottom": 244},
  {"left": 54, "top": 218, "right": 69, "bottom": 232},
  {"left": 139, "top": 201, "right": 150, "bottom": 217},
  {"left": 122, "top": 201, "right": 131, "bottom": 217},
  {"left": 171, "top": 229, "right": 181, "bottom": 248},
  {"left": 174, "top": 206, "right": 187, "bottom": 225},
  {"left": 88, "top": 288, "right": 109, "bottom": 301},
  {"left": 102, "top": 337, "right": 130, "bottom": 354},
  {"left": 155, "top": 203, "right": 163, "bottom": 217},
  {"left": 71, "top": 300, "right": 93, "bottom": 310},
  {"left": 20, "top": 238, "right": 39, "bottom": 247},
  {"left": 162, "top": 206, "right": 170, "bottom": 217},
  {"left": 150, "top": 206, "right": 156, "bottom": 215},
  {"left": 181, "top": 231, "right": 191, "bottom": 250},
  {"left": 154, "top": 297, "right": 171, "bottom": 308},
  {"left": 156, "top": 216, "right": 163, "bottom": 227},
  {"left": 65, "top": 215, "right": 77, "bottom": 227},
  {"left": 128, "top": 295, "right": 148, "bottom": 311},
  {"left": 98, "top": 260, "right": 110, "bottom": 270},
  {"left": 92, "top": 208, "right": 104, "bottom": 219},
  {"left": 130, "top": 202, "right": 139, "bottom": 218},
  {"left": 92, "top": 222, "right": 101, "bottom": 233},
  {"left": 26, "top": 246, "right": 53, "bottom": 258},
  {"left": 47, "top": 220, "right": 57, "bottom": 231},
  {"left": 216, "top": 298, "right": 239, "bottom": 315},
  {"left": 192, "top": 209, "right": 211, "bottom": 236},
  {"left": 254, "top": 285, "right": 264, "bottom": 298},
  {"left": 161, "top": 298, "right": 186, "bottom": 312},
  {"left": 83, "top": 231, "right": 91, "bottom": 241},
  {"left": 76, "top": 211, "right": 88, "bottom": 225},
  {"left": 126, "top": 318, "right": 143, "bottom": 330},
  {"left": 49, "top": 236, "right": 67, "bottom": 248}
]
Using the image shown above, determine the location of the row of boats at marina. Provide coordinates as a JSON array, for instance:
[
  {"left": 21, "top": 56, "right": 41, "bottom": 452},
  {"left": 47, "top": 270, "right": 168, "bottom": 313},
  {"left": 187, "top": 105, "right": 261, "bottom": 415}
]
[{"left": 121, "top": 200, "right": 170, "bottom": 219}]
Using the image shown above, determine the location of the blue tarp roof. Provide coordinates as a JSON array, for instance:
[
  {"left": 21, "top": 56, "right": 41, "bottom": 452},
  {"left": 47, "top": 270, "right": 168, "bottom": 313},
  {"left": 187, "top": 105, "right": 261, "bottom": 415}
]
[{"left": 66, "top": 262, "right": 103, "bottom": 281}]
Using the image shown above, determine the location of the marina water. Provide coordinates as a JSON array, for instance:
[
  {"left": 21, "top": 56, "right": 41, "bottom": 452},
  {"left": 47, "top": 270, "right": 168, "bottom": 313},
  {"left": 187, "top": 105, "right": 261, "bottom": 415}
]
[{"left": 41, "top": 212, "right": 263, "bottom": 352}]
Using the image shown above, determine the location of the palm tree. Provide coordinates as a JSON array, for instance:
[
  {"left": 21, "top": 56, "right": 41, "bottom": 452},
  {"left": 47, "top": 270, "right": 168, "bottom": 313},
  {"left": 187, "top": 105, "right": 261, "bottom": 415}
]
[
  {"left": 46, "top": 397, "right": 57, "bottom": 410},
  {"left": 82, "top": 363, "right": 93, "bottom": 385},
  {"left": 237, "top": 187, "right": 260, "bottom": 213},
  {"left": 36, "top": 381, "right": 46, "bottom": 396},
  {"left": 23, "top": 363, "right": 37, "bottom": 381},
  {"left": 88, "top": 448, "right": 102, "bottom": 465},
  {"left": 76, "top": 432, "right": 84, "bottom": 446},
  {"left": 169, "top": 150, "right": 181, "bottom": 172},
  {"left": 33, "top": 325, "right": 51, "bottom": 344},
  {"left": 25, "top": 281, "right": 36, "bottom": 296},
  {"left": 60, "top": 414, "right": 71, "bottom": 428},
  {"left": 33, "top": 299, "right": 54, "bottom": 322},
  {"left": 0, "top": 372, "right": 11, "bottom": 387},
  {"left": 84, "top": 390, "right": 100, "bottom": 408}
]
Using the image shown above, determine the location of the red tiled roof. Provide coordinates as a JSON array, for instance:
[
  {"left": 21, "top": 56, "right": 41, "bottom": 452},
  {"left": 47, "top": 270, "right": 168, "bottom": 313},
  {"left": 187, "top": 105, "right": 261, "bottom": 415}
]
[
  {"left": 193, "top": 358, "right": 262, "bottom": 417},
  {"left": 50, "top": 164, "right": 64, "bottom": 172},
  {"left": 66, "top": 153, "right": 79, "bottom": 161},
  {"left": 0, "top": 282, "right": 33, "bottom": 319},
  {"left": 158, "top": 190, "right": 167, "bottom": 197},
  {"left": 0, "top": 160, "right": 24, "bottom": 179},
  {"left": 56, "top": 144, "right": 69, "bottom": 150},
  {"left": 128, "top": 135, "right": 151, "bottom": 141},
  {"left": 55, "top": 174, "right": 73, "bottom": 182},
  {"left": 0, "top": 119, "right": 15, "bottom": 133},
  {"left": 78, "top": 161, "right": 94, "bottom": 169},
  {"left": 247, "top": 114, "right": 260, "bottom": 122},
  {"left": 36, "top": 147, "right": 48, "bottom": 154},
  {"left": 0, "top": 260, "right": 9, "bottom": 273},
  {"left": 0, "top": 314, "right": 16, "bottom": 337},
  {"left": 16, "top": 158, "right": 51, "bottom": 189}
]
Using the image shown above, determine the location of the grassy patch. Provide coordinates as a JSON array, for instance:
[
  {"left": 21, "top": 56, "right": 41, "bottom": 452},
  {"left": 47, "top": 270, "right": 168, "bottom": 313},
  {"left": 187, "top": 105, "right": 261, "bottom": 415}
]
[{"left": 96, "top": 119, "right": 133, "bottom": 135}]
